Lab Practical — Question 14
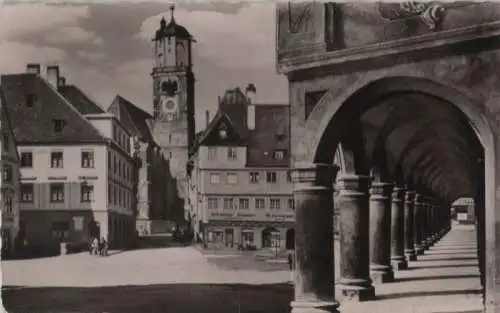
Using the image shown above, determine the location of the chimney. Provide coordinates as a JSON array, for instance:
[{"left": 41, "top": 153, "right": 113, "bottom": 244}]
[
  {"left": 245, "top": 83, "right": 257, "bottom": 104},
  {"left": 59, "top": 76, "right": 66, "bottom": 87},
  {"left": 245, "top": 84, "right": 256, "bottom": 130},
  {"left": 205, "top": 110, "right": 210, "bottom": 128},
  {"left": 26, "top": 63, "right": 40, "bottom": 75},
  {"left": 46, "top": 65, "right": 60, "bottom": 89}
]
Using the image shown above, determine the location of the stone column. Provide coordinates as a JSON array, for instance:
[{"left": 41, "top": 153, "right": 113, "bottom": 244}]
[
  {"left": 369, "top": 181, "right": 394, "bottom": 283},
  {"left": 290, "top": 163, "right": 339, "bottom": 313},
  {"left": 404, "top": 191, "right": 416, "bottom": 261},
  {"left": 390, "top": 187, "right": 407, "bottom": 270},
  {"left": 420, "top": 202, "right": 429, "bottom": 251},
  {"left": 336, "top": 175, "right": 374, "bottom": 302},
  {"left": 426, "top": 204, "right": 436, "bottom": 247},
  {"left": 413, "top": 193, "right": 424, "bottom": 256},
  {"left": 427, "top": 204, "right": 436, "bottom": 246}
]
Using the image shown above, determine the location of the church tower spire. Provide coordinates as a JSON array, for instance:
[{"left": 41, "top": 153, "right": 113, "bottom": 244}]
[{"left": 151, "top": 10, "right": 196, "bottom": 180}]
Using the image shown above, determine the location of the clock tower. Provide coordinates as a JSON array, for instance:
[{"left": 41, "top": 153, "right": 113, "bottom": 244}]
[{"left": 151, "top": 5, "right": 196, "bottom": 179}]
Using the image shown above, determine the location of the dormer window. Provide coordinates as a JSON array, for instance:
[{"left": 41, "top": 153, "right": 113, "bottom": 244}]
[
  {"left": 273, "top": 150, "right": 285, "bottom": 160},
  {"left": 25, "top": 94, "right": 37, "bottom": 107},
  {"left": 219, "top": 129, "right": 227, "bottom": 139},
  {"left": 53, "top": 119, "right": 65, "bottom": 133}
]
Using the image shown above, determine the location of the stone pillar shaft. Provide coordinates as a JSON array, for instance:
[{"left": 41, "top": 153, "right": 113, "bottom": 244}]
[
  {"left": 414, "top": 193, "right": 424, "bottom": 255},
  {"left": 336, "top": 175, "right": 374, "bottom": 302},
  {"left": 290, "top": 163, "right": 339, "bottom": 313},
  {"left": 404, "top": 191, "right": 416, "bottom": 261},
  {"left": 390, "top": 187, "right": 407, "bottom": 270},
  {"left": 426, "top": 203, "right": 436, "bottom": 246},
  {"left": 369, "top": 181, "right": 394, "bottom": 283},
  {"left": 420, "top": 201, "right": 429, "bottom": 250}
]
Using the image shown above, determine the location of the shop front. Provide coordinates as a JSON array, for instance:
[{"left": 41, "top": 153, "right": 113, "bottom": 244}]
[{"left": 204, "top": 220, "right": 294, "bottom": 250}]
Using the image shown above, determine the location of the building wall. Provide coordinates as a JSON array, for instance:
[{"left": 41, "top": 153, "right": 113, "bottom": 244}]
[
  {"left": 198, "top": 146, "right": 247, "bottom": 169},
  {"left": 190, "top": 145, "right": 294, "bottom": 249},
  {"left": 1, "top": 117, "right": 21, "bottom": 253},
  {"left": 134, "top": 142, "right": 174, "bottom": 235},
  {"left": 18, "top": 142, "right": 135, "bottom": 248}
]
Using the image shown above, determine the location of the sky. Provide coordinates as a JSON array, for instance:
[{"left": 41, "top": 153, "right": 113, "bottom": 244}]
[{"left": 0, "top": 1, "right": 288, "bottom": 131}]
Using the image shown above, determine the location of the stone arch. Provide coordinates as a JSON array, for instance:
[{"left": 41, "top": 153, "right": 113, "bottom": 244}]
[{"left": 304, "top": 75, "right": 497, "bottom": 310}]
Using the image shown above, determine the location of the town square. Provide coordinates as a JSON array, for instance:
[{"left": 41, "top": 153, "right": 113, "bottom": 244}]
[{"left": 1, "top": 2, "right": 500, "bottom": 313}]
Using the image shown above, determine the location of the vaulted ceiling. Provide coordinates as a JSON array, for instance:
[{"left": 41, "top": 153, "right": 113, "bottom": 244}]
[{"left": 357, "top": 92, "right": 483, "bottom": 203}]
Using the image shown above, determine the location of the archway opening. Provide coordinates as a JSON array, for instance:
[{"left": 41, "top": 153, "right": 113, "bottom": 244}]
[
  {"left": 262, "top": 227, "right": 278, "bottom": 248},
  {"left": 312, "top": 77, "right": 490, "bottom": 311},
  {"left": 285, "top": 228, "right": 295, "bottom": 250}
]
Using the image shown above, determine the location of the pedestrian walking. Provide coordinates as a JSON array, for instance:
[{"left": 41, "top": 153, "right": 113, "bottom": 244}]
[{"left": 288, "top": 252, "right": 294, "bottom": 283}]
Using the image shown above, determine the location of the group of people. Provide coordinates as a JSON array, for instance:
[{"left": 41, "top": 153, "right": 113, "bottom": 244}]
[{"left": 89, "top": 237, "right": 108, "bottom": 256}]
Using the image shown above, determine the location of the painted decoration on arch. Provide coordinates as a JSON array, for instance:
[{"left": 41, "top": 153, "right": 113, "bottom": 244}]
[
  {"left": 378, "top": 1, "right": 447, "bottom": 30},
  {"left": 288, "top": 2, "right": 313, "bottom": 34}
]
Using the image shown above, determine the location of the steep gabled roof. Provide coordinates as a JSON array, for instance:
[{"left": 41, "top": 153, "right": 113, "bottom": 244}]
[
  {"left": 58, "top": 85, "right": 105, "bottom": 115},
  {"left": 108, "top": 95, "right": 155, "bottom": 144},
  {"left": 245, "top": 104, "right": 290, "bottom": 167},
  {"left": 195, "top": 110, "right": 246, "bottom": 147},
  {"left": 1, "top": 74, "right": 106, "bottom": 144},
  {"left": 0, "top": 90, "right": 20, "bottom": 162}
]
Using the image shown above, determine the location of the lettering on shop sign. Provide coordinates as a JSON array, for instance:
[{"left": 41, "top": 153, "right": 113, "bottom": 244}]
[
  {"left": 210, "top": 212, "right": 257, "bottom": 218},
  {"left": 78, "top": 176, "right": 98, "bottom": 180},
  {"left": 267, "top": 213, "right": 294, "bottom": 220},
  {"left": 48, "top": 176, "right": 67, "bottom": 180}
]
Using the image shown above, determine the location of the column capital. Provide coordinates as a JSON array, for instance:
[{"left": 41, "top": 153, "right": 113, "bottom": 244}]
[
  {"left": 392, "top": 187, "right": 405, "bottom": 202},
  {"left": 414, "top": 193, "right": 423, "bottom": 205},
  {"left": 337, "top": 175, "right": 371, "bottom": 196},
  {"left": 291, "top": 162, "right": 340, "bottom": 191},
  {"left": 369, "top": 182, "right": 393, "bottom": 200},
  {"left": 405, "top": 190, "right": 415, "bottom": 203}
]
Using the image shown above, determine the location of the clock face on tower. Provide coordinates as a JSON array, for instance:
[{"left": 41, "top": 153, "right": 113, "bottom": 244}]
[{"left": 159, "top": 94, "right": 178, "bottom": 121}]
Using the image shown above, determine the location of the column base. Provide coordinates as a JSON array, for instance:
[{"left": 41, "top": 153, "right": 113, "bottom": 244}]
[
  {"left": 336, "top": 279, "right": 375, "bottom": 302},
  {"left": 390, "top": 256, "right": 408, "bottom": 270},
  {"left": 290, "top": 300, "right": 339, "bottom": 313},
  {"left": 370, "top": 266, "right": 394, "bottom": 284},
  {"left": 404, "top": 249, "right": 417, "bottom": 261},
  {"left": 414, "top": 245, "right": 424, "bottom": 255}
]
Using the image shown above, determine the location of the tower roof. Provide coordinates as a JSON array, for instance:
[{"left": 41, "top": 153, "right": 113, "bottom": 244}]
[{"left": 154, "top": 5, "right": 193, "bottom": 41}]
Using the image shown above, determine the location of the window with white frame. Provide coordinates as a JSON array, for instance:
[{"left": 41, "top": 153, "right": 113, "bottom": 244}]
[
  {"left": 288, "top": 199, "right": 295, "bottom": 211},
  {"left": 210, "top": 173, "right": 220, "bottom": 184},
  {"left": 227, "top": 147, "right": 237, "bottom": 161},
  {"left": 20, "top": 183, "right": 34, "bottom": 203},
  {"left": 223, "top": 198, "right": 234, "bottom": 210},
  {"left": 81, "top": 183, "right": 94, "bottom": 202},
  {"left": 273, "top": 150, "right": 285, "bottom": 160},
  {"left": 266, "top": 171, "right": 277, "bottom": 183},
  {"left": 208, "top": 198, "right": 218, "bottom": 210},
  {"left": 51, "top": 221, "right": 69, "bottom": 240},
  {"left": 249, "top": 172, "right": 259, "bottom": 183},
  {"left": 239, "top": 198, "right": 249, "bottom": 210},
  {"left": 208, "top": 147, "right": 217, "bottom": 161},
  {"left": 3, "top": 165, "right": 12, "bottom": 183},
  {"left": 20, "top": 152, "right": 33, "bottom": 168},
  {"left": 81, "top": 150, "right": 95, "bottom": 168},
  {"left": 4, "top": 194, "right": 12, "bottom": 213},
  {"left": 50, "top": 151, "right": 64, "bottom": 168},
  {"left": 50, "top": 183, "right": 65, "bottom": 202},
  {"left": 270, "top": 198, "right": 281, "bottom": 210},
  {"left": 227, "top": 173, "right": 237, "bottom": 184},
  {"left": 255, "top": 198, "right": 265, "bottom": 209}
]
